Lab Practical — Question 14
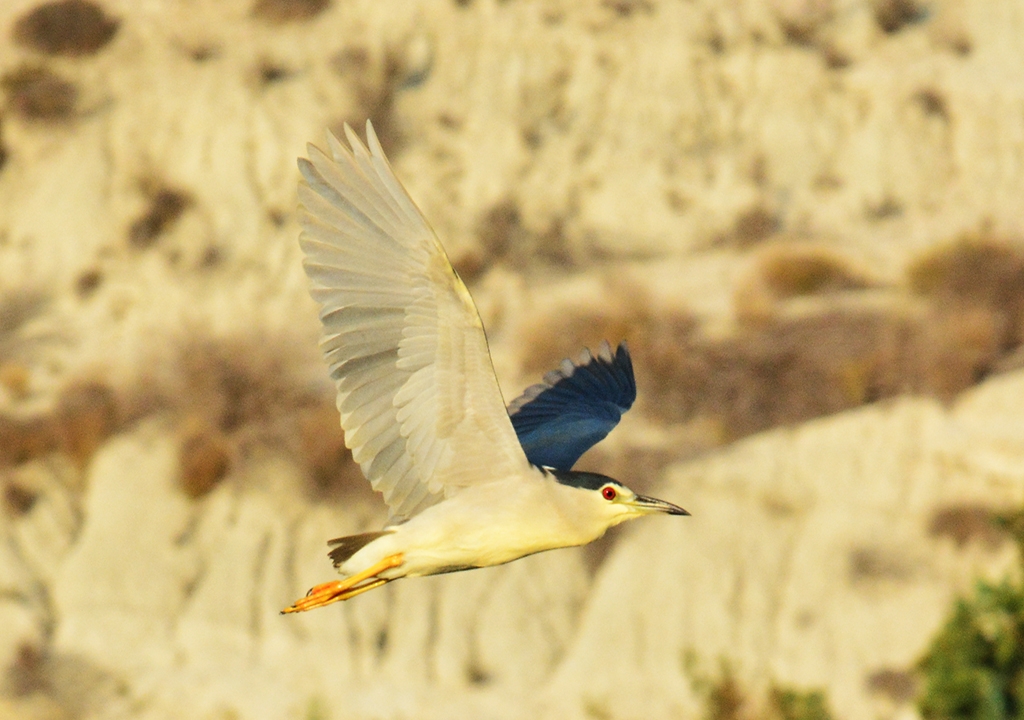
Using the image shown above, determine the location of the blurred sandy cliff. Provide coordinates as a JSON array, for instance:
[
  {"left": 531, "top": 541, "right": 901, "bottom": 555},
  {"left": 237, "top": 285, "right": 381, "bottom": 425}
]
[{"left": 1, "top": 0, "right": 1024, "bottom": 718}]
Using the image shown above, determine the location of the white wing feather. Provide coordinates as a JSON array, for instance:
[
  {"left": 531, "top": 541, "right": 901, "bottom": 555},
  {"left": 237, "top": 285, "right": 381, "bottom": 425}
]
[{"left": 298, "top": 121, "right": 531, "bottom": 521}]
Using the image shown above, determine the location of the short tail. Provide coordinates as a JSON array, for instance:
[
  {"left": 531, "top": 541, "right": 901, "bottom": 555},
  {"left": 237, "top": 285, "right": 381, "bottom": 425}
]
[{"left": 327, "top": 530, "right": 393, "bottom": 567}]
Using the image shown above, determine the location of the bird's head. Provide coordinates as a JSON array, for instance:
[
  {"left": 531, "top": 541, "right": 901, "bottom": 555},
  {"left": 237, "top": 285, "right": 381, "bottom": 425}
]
[{"left": 550, "top": 469, "right": 689, "bottom": 531}]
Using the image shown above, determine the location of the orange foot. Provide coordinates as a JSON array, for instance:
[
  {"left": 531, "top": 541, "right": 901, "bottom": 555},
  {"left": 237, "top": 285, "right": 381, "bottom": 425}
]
[{"left": 281, "top": 553, "right": 404, "bottom": 614}]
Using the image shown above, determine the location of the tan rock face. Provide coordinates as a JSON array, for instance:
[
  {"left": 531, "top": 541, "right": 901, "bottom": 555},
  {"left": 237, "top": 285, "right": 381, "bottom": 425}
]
[
  {"left": 2, "top": 0, "right": 1024, "bottom": 718},
  {"left": 45, "top": 424, "right": 592, "bottom": 718},
  {"left": 554, "top": 378, "right": 1024, "bottom": 720}
]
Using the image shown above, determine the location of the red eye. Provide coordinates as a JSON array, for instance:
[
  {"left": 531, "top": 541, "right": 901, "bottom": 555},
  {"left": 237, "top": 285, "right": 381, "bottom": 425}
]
[{"left": 602, "top": 486, "right": 617, "bottom": 501}]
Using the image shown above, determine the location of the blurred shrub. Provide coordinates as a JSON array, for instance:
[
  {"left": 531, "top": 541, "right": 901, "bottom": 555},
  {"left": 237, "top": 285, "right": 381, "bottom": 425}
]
[
  {"left": 526, "top": 234, "right": 1024, "bottom": 442},
  {"left": 918, "top": 511, "right": 1024, "bottom": 719},
  {"left": 12, "top": 0, "right": 119, "bottom": 57},
  {"left": 907, "top": 244, "right": 1024, "bottom": 712},
  {"left": 703, "top": 664, "right": 745, "bottom": 720},
  {"left": 1, "top": 64, "right": 77, "bottom": 122},
  {"left": 918, "top": 581, "right": 1024, "bottom": 720},
  {"left": 0, "top": 381, "right": 119, "bottom": 471},
  {"left": 128, "top": 186, "right": 191, "bottom": 249},
  {"left": 55, "top": 381, "right": 118, "bottom": 466},
  {"left": 526, "top": 297, "right": 917, "bottom": 439},
  {"left": 848, "top": 545, "right": 915, "bottom": 583},
  {"left": 867, "top": 668, "right": 918, "bottom": 703},
  {"left": 127, "top": 329, "right": 374, "bottom": 504},
  {"left": 3, "top": 480, "right": 38, "bottom": 517},
  {"left": 648, "top": 309, "right": 919, "bottom": 437},
  {"left": 294, "top": 402, "right": 370, "bottom": 503},
  {"left": 0, "top": 320, "right": 375, "bottom": 505},
  {"left": 874, "top": 0, "right": 927, "bottom": 34},
  {"left": 251, "top": 0, "right": 329, "bottom": 23},
  {"left": 0, "top": 415, "right": 57, "bottom": 467},
  {"left": 724, "top": 205, "right": 781, "bottom": 247},
  {"left": 929, "top": 504, "right": 1008, "bottom": 550},
  {"left": 455, "top": 197, "right": 575, "bottom": 283},
  {"left": 735, "top": 244, "right": 874, "bottom": 322},
  {"left": 177, "top": 418, "right": 231, "bottom": 499},
  {"left": 768, "top": 688, "right": 834, "bottom": 720},
  {"left": 687, "top": 658, "right": 836, "bottom": 720},
  {"left": 908, "top": 234, "right": 1024, "bottom": 352},
  {"left": 521, "top": 291, "right": 698, "bottom": 378}
]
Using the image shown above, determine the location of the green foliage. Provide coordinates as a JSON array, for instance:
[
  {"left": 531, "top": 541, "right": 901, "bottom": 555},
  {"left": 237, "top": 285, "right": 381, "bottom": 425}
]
[
  {"left": 916, "top": 507, "right": 1024, "bottom": 720},
  {"left": 682, "top": 654, "right": 835, "bottom": 720},
  {"left": 768, "top": 688, "right": 834, "bottom": 720},
  {"left": 918, "top": 580, "right": 1024, "bottom": 720},
  {"left": 993, "top": 509, "right": 1024, "bottom": 558},
  {"left": 304, "top": 696, "right": 329, "bottom": 720},
  {"left": 706, "top": 667, "right": 744, "bottom": 720}
]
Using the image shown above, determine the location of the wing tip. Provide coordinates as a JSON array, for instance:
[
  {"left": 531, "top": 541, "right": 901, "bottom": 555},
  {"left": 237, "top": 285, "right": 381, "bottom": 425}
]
[
  {"left": 343, "top": 122, "right": 370, "bottom": 158},
  {"left": 534, "top": 339, "right": 631, "bottom": 387},
  {"left": 297, "top": 154, "right": 316, "bottom": 176},
  {"left": 364, "top": 119, "right": 387, "bottom": 160},
  {"left": 508, "top": 337, "right": 636, "bottom": 439}
]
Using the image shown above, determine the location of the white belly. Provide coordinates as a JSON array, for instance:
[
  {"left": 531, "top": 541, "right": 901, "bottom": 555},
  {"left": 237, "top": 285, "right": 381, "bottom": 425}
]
[{"left": 340, "top": 476, "right": 604, "bottom": 579}]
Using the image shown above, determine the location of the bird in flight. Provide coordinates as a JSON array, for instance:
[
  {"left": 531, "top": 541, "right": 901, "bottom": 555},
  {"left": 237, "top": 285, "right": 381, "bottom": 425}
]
[{"left": 282, "top": 121, "right": 688, "bottom": 614}]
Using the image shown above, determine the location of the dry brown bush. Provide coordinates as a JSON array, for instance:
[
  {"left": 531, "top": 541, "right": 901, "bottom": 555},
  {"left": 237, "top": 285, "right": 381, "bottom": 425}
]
[
  {"left": 125, "top": 329, "right": 368, "bottom": 503},
  {"left": 525, "top": 236, "right": 1024, "bottom": 443},
  {"left": 128, "top": 187, "right": 192, "bottom": 249},
  {"left": 55, "top": 381, "right": 118, "bottom": 466},
  {"left": 927, "top": 503, "right": 1007, "bottom": 549},
  {"left": 3, "top": 479, "right": 38, "bottom": 517},
  {"left": 177, "top": 418, "right": 231, "bottom": 499},
  {"left": 735, "top": 244, "right": 877, "bottom": 324},
  {"left": 848, "top": 546, "right": 915, "bottom": 583},
  {"left": 0, "top": 415, "right": 57, "bottom": 467},
  {"left": 1, "top": 65, "right": 77, "bottom": 122},
  {"left": 12, "top": 0, "right": 118, "bottom": 57},
  {"left": 251, "top": 0, "right": 329, "bottom": 24},
  {"left": 907, "top": 233, "right": 1024, "bottom": 351},
  {"left": 865, "top": 668, "right": 917, "bottom": 703}
]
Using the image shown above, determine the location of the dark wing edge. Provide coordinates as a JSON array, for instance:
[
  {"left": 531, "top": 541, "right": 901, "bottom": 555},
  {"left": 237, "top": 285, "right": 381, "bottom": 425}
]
[{"left": 508, "top": 340, "right": 636, "bottom": 470}]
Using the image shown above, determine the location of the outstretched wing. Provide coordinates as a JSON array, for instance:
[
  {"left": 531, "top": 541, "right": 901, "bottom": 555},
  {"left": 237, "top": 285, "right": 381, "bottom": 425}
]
[
  {"left": 508, "top": 340, "right": 636, "bottom": 470},
  {"left": 298, "top": 121, "right": 531, "bottom": 521}
]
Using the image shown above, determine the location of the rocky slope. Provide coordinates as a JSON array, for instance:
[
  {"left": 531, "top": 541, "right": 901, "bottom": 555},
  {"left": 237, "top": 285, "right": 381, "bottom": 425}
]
[{"left": 2, "top": 0, "right": 1024, "bottom": 718}]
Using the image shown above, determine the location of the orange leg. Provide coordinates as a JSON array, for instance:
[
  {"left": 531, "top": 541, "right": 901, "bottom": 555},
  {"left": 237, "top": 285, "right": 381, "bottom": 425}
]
[{"left": 281, "top": 553, "right": 404, "bottom": 614}]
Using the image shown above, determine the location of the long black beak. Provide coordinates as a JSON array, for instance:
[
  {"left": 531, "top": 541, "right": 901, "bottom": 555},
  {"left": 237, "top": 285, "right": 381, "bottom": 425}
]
[{"left": 632, "top": 494, "right": 690, "bottom": 516}]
